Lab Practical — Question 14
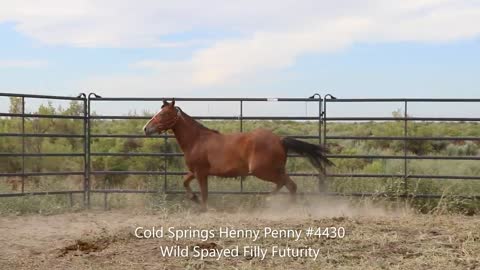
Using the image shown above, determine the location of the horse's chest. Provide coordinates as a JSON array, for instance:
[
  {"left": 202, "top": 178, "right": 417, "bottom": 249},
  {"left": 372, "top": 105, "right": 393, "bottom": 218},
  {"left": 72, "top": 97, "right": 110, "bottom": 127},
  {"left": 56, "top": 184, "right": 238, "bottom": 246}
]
[{"left": 183, "top": 152, "right": 208, "bottom": 170}]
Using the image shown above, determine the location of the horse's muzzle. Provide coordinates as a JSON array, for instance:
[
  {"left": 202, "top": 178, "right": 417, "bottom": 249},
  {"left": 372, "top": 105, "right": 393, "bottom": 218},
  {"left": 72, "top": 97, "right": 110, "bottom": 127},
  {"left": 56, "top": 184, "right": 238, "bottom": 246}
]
[{"left": 143, "top": 125, "right": 156, "bottom": 136}]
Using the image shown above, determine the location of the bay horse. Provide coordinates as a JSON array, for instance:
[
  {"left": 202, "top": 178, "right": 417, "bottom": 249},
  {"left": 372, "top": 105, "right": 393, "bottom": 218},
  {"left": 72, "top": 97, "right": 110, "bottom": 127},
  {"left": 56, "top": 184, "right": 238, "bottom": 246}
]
[{"left": 143, "top": 99, "right": 333, "bottom": 212}]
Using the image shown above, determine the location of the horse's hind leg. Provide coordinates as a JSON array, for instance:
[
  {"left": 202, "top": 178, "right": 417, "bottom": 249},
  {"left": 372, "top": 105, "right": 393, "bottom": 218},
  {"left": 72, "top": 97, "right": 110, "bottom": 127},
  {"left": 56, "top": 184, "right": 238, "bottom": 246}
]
[
  {"left": 270, "top": 182, "right": 284, "bottom": 194},
  {"left": 183, "top": 172, "right": 199, "bottom": 203},
  {"left": 252, "top": 170, "right": 294, "bottom": 200},
  {"left": 282, "top": 174, "right": 297, "bottom": 203}
]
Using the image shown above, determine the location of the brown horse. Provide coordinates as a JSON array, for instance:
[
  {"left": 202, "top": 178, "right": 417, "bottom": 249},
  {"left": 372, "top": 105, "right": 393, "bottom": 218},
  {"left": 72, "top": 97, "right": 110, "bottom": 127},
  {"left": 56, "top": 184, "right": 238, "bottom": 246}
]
[{"left": 143, "top": 99, "right": 333, "bottom": 212}]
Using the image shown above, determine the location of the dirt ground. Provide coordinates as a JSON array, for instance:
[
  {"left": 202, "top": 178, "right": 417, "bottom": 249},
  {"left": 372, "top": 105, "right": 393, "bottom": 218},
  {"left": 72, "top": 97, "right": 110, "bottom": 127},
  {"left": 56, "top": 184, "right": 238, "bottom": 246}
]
[{"left": 0, "top": 199, "right": 479, "bottom": 270}]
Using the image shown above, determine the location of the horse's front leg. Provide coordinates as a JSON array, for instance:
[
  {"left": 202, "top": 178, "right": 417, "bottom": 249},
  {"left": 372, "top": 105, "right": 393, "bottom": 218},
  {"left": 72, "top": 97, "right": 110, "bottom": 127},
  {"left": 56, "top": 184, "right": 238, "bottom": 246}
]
[
  {"left": 183, "top": 172, "right": 198, "bottom": 203},
  {"left": 196, "top": 173, "right": 209, "bottom": 212}
]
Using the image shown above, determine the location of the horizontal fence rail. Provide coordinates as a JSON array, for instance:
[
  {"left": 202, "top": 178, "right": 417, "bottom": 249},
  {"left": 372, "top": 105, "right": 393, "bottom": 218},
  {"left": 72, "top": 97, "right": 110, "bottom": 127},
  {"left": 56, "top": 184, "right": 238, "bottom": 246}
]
[{"left": 1, "top": 92, "right": 479, "bottom": 209}]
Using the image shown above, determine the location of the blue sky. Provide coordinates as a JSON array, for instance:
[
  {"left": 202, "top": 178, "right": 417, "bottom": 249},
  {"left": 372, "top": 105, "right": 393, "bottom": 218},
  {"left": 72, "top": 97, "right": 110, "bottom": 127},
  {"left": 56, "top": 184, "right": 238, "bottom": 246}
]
[{"left": 0, "top": 1, "right": 479, "bottom": 116}]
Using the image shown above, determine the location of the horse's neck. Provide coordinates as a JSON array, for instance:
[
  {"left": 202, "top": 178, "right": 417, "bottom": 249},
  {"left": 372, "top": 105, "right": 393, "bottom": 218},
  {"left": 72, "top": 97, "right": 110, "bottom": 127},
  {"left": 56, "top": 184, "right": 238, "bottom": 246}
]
[{"left": 172, "top": 113, "right": 208, "bottom": 153}]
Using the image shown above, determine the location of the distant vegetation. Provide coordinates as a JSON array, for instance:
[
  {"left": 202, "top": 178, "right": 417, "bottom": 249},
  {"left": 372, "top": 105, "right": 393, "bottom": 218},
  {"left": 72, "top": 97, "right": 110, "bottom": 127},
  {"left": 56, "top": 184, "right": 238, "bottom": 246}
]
[{"left": 1, "top": 97, "right": 479, "bottom": 214}]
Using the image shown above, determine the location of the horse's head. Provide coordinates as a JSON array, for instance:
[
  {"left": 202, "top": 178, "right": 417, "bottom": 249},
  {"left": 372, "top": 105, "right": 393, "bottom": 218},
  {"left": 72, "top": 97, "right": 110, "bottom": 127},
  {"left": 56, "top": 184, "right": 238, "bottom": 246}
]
[{"left": 143, "top": 99, "right": 181, "bottom": 136}]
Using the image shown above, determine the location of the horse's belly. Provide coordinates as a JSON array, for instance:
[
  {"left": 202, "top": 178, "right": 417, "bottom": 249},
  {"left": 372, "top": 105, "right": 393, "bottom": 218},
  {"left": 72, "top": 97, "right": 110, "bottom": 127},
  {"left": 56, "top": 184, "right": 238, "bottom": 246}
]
[
  {"left": 208, "top": 159, "right": 249, "bottom": 177},
  {"left": 211, "top": 172, "right": 245, "bottom": 178},
  {"left": 206, "top": 137, "right": 251, "bottom": 177}
]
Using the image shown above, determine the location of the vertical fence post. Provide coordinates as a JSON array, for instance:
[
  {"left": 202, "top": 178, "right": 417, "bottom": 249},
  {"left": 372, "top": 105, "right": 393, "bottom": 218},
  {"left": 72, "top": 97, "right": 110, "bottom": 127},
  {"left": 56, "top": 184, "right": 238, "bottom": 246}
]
[
  {"left": 88, "top": 98, "right": 91, "bottom": 207},
  {"left": 87, "top": 93, "right": 103, "bottom": 208},
  {"left": 322, "top": 97, "right": 327, "bottom": 192},
  {"left": 321, "top": 96, "right": 330, "bottom": 192},
  {"left": 21, "top": 97, "right": 25, "bottom": 194},
  {"left": 69, "top": 192, "right": 73, "bottom": 207},
  {"left": 322, "top": 98, "right": 328, "bottom": 147},
  {"left": 322, "top": 94, "right": 337, "bottom": 193},
  {"left": 318, "top": 98, "right": 322, "bottom": 145},
  {"left": 163, "top": 136, "right": 168, "bottom": 193},
  {"left": 309, "top": 93, "right": 324, "bottom": 192},
  {"left": 239, "top": 100, "right": 244, "bottom": 193},
  {"left": 318, "top": 97, "right": 323, "bottom": 192},
  {"left": 86, "top": 94, "right": 92, "bottom": 208},
  {"left": 403, "top": 101, "right": 408, "bottom": 196},
  {"left": 104, "top": 192, "right": 108, "bottom": 210},
  {"left": 81, "top": 94, "right": 89, "bottom": 208}
]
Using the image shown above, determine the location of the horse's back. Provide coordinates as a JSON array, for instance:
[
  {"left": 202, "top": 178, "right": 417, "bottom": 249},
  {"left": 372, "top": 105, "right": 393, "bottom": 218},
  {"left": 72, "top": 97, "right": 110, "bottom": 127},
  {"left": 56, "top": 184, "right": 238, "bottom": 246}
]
[
  {"left": 222, "top": 128, "right": 282, "bottom": 152},
  {"left": 247, "top": 128, "right": 286, "bottom": 158},
  {"left": 201, "top": 128, "right": 286, "bottom": 176}
]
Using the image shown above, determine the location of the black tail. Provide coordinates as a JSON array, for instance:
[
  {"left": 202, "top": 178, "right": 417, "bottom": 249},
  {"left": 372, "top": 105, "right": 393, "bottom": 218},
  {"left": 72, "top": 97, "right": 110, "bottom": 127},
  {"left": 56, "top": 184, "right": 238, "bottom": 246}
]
[{"left": 281, "top": 137, "right": 334, "bottom": 174}]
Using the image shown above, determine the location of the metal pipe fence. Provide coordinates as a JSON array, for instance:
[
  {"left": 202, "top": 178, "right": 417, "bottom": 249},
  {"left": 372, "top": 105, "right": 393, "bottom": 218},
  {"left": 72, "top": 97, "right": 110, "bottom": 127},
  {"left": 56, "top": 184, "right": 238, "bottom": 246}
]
[
  {"left": 0, "top": 92, "right": 87, "bottom": 206},
  {"left": 1, "top": 92, "right": 479, "bottom": 209}
]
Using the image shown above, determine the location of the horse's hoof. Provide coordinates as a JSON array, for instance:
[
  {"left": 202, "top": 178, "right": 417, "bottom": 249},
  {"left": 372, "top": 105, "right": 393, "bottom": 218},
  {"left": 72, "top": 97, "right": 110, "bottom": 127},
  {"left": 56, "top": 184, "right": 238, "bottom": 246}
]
[
  {"left": 190, "top": 194, "right": 200, "bottom": 204},
  {"left": 290, "top": 196, "right": 297, "bottom": 204},
  {"left": 187, "top": 193, "right": 200, "bottom": 204}
]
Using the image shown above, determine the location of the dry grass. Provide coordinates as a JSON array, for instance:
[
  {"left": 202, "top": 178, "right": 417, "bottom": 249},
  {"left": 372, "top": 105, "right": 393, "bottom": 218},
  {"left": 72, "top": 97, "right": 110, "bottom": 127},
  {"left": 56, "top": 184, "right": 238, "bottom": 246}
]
[{"left": 0, "top": 197, "right": 478, "bottom": 270}]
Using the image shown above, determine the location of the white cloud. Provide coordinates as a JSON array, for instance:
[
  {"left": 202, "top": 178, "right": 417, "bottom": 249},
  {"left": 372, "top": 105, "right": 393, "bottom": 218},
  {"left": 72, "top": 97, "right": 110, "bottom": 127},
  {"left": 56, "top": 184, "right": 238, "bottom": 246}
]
[
  {"left": 1, "top": 0, "right": 311, "bottom": 48},
  {"left": 3, "top": 0, "right": 480, "bottom": 93},
  {"left": 117, "top": 0, "right": 480, "bottom": 90},
  {"left": 0, "top": 60, "right": 48, "bottom": 68}
]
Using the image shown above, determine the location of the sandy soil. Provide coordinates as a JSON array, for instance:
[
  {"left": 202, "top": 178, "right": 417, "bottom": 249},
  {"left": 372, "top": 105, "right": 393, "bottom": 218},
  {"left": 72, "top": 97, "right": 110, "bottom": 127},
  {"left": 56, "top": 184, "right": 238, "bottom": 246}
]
[{"left": 0, "top": 200, "right": 479, "bottom": 270}]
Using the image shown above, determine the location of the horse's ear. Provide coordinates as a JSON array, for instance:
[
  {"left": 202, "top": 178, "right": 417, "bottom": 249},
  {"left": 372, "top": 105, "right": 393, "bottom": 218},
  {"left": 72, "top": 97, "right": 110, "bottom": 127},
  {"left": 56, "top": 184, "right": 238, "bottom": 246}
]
[
  {"left": 171, "top": 98, "right": 175, "bottom": 107},
  {"left": 162, "top": 99, "right": 169, "bottom": 107}
]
